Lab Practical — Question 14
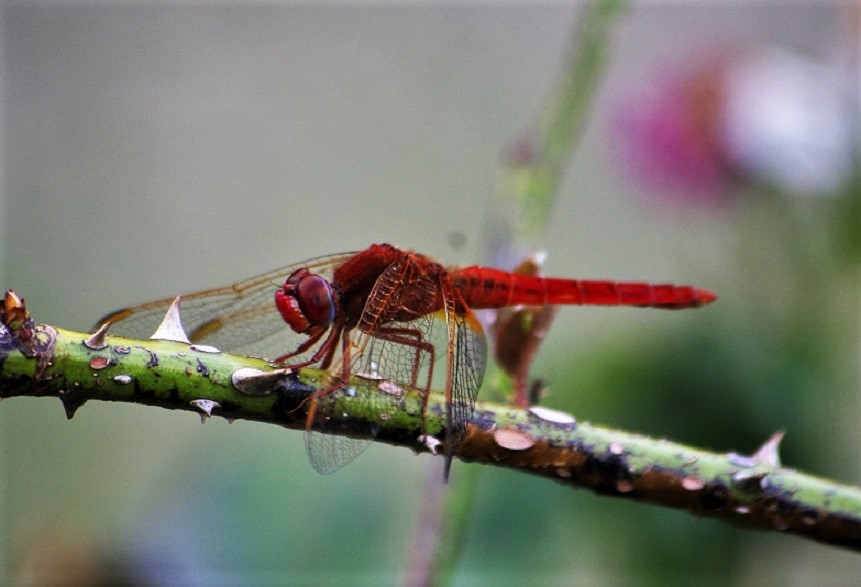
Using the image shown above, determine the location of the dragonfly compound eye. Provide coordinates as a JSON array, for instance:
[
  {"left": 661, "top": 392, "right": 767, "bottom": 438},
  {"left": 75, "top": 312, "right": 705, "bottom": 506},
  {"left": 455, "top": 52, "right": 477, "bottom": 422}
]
[
  {"left": 296, "top": 275, "right": 336, "bottom": 326},
  {"left": 274, "top": 271, "right": 336, "bottom": 334}
]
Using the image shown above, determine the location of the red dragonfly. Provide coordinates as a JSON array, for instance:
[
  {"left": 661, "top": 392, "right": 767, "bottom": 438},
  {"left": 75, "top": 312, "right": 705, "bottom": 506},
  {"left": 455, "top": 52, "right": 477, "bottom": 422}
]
[{"left": 98, "top": 243, "right": 716, "bottom": 477}]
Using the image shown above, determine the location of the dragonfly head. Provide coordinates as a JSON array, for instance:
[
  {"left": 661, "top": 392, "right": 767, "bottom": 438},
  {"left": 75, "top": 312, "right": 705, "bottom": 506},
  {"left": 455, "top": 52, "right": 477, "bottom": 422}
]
[{"left": 275, "top": 268, "right": 336, "bottom": 335}]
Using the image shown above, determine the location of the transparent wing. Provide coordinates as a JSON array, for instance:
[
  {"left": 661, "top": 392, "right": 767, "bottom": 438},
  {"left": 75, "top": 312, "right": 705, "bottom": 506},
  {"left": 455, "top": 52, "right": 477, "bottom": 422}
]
[
  {"left": 449, "top": 303, "right": 487, "bottom": 447},
  {"left": 303, "top": 257, "right": 441, "bottom": 474},
  {"left": 303, "top": 265, "right": 488, "bottom": 475},
  {"left": 305, "top": 432, "right": 372, "bottom": 475},
  {"left": 303, "top": 311, "right": 439, "bottom": 474},
  {"left": 95, "top": 253, "right": 356, "bottom": 361}
]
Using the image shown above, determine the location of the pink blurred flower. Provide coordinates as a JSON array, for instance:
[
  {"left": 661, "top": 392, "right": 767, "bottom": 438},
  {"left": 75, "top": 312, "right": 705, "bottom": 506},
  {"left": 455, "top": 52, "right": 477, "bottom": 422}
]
[
  {"left": 614, "top": 47, "right": 853, "bottom": 206},
  {"left": 615, "top": 59, "right": 733, "bottom": 205}
]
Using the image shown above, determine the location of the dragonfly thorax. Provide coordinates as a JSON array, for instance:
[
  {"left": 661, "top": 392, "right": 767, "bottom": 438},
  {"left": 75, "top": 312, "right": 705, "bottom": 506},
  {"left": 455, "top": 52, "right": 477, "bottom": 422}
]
[{"left": 275, "top": 268, "right": 337, "bottom": 335}]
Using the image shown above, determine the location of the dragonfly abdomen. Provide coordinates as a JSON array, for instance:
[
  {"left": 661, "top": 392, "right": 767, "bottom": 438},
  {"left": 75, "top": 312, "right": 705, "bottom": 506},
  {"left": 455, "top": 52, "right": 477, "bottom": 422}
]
[{"left": 454, "top": 267, "right": 716, "bottom": 309}]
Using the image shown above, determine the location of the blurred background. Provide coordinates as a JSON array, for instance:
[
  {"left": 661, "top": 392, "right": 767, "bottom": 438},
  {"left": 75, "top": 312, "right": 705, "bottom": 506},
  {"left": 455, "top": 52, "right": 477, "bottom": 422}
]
[{"left": 3, "top": 3, "right": 861, "bottom": 585}]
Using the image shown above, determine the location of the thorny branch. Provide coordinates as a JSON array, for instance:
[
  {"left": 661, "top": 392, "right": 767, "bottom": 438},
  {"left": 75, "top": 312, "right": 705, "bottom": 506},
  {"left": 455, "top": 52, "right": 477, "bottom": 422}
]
[{"left": 1, "top": 291, "right": 860, "bottom": 553}]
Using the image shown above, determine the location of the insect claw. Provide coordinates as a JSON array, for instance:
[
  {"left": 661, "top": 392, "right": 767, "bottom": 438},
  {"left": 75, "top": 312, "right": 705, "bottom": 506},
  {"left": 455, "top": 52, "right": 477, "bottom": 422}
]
[{"left": 150, "top": 296, "right": 191, "bottom": 344}]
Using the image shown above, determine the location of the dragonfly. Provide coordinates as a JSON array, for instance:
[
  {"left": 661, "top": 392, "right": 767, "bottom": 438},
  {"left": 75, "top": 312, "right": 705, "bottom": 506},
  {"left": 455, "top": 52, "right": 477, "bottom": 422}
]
[{"left": 98, "top": 243, "right": 716, "bottom": 478}]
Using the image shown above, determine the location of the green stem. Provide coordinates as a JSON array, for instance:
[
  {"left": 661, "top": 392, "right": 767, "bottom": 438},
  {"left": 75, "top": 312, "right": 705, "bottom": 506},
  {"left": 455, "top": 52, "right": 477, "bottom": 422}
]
[
  {"left": 492, "top": 0, "right": 628, "bottom": 244},
  {"left": 3, "top": 325, "right": 861, "bottom": 552}
]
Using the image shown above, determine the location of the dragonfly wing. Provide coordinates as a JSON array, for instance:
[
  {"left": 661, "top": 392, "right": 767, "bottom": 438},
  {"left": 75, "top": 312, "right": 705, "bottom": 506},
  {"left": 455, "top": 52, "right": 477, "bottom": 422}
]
[
  {"left": 299, "top": 313, "right": 439, "bottom": 474},
  {"left": 302, "top": 258, "right": 442, "bottom": 474},
  {"left": 440, "top": 281, "right": 487, "bottom": 476},
  {"left": 95, "top": 253, "right": 356, "bottom": 361},
  {"left": 305, "top": 431, "right": 372, "bottom": 475},
  {"left": 450, "top": 304, "right": 486, "bottom": 442}
]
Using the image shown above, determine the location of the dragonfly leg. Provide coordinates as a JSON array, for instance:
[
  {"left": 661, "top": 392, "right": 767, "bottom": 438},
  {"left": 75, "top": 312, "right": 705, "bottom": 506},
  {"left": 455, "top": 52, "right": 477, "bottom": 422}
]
[
  {"left": 273, "top": 325, "right": 329, "bottom": 365},
  {"left": 277, "top": 324, "right": 347, "bottom": 423},
  {"left": 362, "top": 325, "right": 436, "bottom": 439},
  {"left": 368, "top": 326, "right": 435, "bottom": 389},
  {"left": 302, "top": 325, "right": 358, "bottom": 431}
]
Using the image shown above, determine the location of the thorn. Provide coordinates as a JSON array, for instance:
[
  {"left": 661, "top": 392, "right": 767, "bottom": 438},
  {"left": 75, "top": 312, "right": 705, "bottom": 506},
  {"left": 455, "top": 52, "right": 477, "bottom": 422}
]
[
  {"left": 752, "top": 431, "right": 784, "bottom": 467},
  {"left": 231, "top": 367, "right": 291, "bottom": 396},
  {"left": 189, "top": 399, "right": 221, "bottom": 423},
  {"left": 418, "top": 434, "right": 443, "bottom": 455},
  {"left": 83, "top": 322, "right": 110, "bottom": 350},
  {"left": 727, "top": 432, "right": 784, "bottom": 492},
  {"left": 150, "top": 296, "right": 190, "bottom": 344},
  {"left": 60, "top": 396, "right": 87, "bottom": 420}
]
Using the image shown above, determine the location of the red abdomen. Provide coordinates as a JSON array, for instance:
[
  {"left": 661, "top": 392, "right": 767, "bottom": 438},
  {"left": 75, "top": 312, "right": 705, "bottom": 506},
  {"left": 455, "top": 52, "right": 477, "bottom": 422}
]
[{"left": 452, "top": 267, "right": 716, "bottom": 310}]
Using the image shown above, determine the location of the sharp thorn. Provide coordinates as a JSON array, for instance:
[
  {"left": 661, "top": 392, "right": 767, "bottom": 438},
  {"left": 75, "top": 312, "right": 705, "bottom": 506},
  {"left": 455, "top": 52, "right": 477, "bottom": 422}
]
[
  {"left": 83, "top": 322, "right": 111, "bottom": 350},
  {"left": 752, "top": 431, "right": 784, "bottom": 467},
  {"left": 150, "top": 296, "right": 191, "bottom": 344},
  {"left": 418, "top": 434, "right": 443, "bottom": 455},
  {"left": 189, "top": 399, "right": 220, "bottom": 423},
  {"left": 60, "top": 396, "right": 87, "bottom": 420}
]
